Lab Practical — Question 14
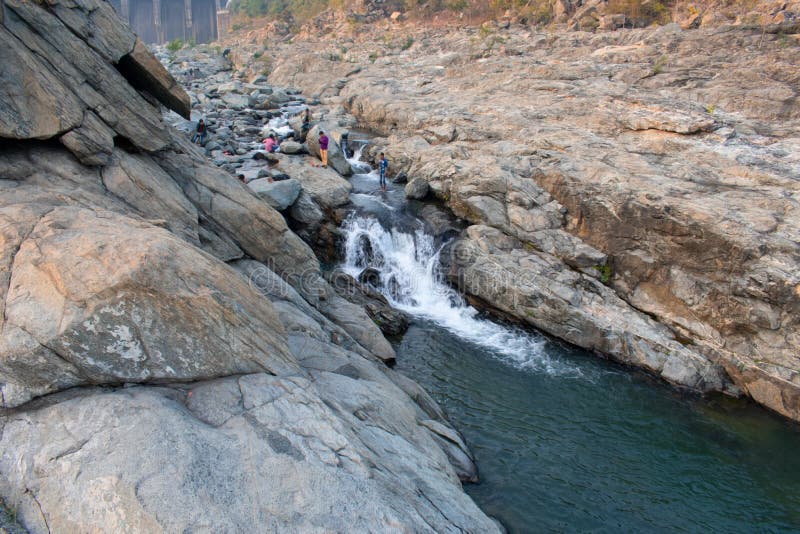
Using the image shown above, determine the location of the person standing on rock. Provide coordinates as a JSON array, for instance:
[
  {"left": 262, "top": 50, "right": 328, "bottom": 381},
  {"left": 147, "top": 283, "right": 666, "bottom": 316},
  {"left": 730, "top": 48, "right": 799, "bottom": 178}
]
[
  {"left": 318, "top": 131, "right": 329, "bottom": 168},
  {"left": 191, "top": 119, "right": 206, "bottom": 145},
  {"left": 378, "top": 152, "right": 388, "bottom": 192},
  {"left": 301, "top": 109, "right": 311, "bottom": 140}
]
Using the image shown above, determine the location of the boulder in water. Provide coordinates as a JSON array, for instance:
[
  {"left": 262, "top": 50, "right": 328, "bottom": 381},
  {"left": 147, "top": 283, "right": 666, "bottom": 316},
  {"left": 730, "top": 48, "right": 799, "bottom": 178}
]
[
  {"left": 327, "top": 270, "right": 409, "bottom": 337},
  {"left": 420, "top": 204, "right": 464, "bottom": 238}
]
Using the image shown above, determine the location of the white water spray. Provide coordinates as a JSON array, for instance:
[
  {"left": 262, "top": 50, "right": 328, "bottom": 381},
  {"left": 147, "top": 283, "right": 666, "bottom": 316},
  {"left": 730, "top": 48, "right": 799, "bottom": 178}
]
[{"left": 341, "top": 216, "right": 581, "bottom": 376}]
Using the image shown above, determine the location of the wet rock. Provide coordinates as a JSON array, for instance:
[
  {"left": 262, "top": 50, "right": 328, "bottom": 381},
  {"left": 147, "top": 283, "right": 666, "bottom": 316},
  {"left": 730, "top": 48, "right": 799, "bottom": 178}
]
[
  {"left": 392, "top": 171, "right": 408, "bottom": 184},
  {"left": 420, "top": 203, "right": 463, "bottom": 238},
  {"left": 419, "top": 419, "right": 478, "bottom": 483},
  {"left": 327, "top": 270, "right": 410, "bottom": 336},
  {"left": 358, "top": 267, "right": 382, "bottom": 287}
]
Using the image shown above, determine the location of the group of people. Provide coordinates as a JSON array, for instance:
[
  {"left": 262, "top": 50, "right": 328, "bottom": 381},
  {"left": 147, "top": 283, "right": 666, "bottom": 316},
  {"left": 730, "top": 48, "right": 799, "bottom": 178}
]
[{"left": 191, "top": 109, "right": 390, "bottom": 192}]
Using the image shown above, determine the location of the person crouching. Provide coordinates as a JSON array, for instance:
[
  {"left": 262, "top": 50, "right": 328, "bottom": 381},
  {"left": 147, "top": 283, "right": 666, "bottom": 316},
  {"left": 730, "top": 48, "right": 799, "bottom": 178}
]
[{"left": 263, "top": 133, "right": 279, "bottom": 153}]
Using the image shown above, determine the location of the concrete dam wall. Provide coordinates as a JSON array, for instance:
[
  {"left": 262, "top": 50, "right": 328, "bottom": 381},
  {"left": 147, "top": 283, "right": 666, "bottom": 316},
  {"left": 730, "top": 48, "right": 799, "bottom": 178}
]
[{"left": 109, "top": 0, "right": 221, "bottom": 44}]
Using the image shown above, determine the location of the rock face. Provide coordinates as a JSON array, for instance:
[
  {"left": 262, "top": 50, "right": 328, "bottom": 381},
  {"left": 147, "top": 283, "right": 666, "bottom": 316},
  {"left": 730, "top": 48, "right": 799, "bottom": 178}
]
[
  {"left": 0, "top": 371, "right": 496, "bottom": 533},
  {"left": 262, "top": 21, "right": 800, "bottom": 420},
  {"left": 443, "top": 225, "right": 732, "bottom": 392},
  {"left": 0, "top": 2, "right": 498, "bottom": 531},
  {"left": 1, "top": 206, "right": 297, "bottom": 408}
]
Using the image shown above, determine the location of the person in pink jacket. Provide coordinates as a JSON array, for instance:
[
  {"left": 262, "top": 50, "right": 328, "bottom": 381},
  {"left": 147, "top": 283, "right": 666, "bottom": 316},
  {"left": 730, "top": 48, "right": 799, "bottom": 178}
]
[{"left": 263, "top": 133, "right": 279, "bottom": 153}]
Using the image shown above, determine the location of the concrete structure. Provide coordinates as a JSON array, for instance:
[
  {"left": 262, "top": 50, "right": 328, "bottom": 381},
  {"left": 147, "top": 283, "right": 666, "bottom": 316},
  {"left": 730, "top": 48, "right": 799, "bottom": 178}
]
[{"left": 109, "top": 0, "right": 223, "bottom": 44}]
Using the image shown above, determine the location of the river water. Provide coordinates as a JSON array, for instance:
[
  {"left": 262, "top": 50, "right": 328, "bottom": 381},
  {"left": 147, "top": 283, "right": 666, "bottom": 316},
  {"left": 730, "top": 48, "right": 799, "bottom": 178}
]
[{"left": 338, "top": 146, "right": 800, "bottom": 533}]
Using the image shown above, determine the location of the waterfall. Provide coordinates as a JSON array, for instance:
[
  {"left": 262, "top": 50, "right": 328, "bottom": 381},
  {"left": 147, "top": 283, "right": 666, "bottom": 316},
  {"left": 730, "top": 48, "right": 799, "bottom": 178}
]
[
  {"left": 340, "top": 215, "right": 581, "bottom": 376},
  {"left": 346, "top": 142, "right": 372, "bottom": 174}
]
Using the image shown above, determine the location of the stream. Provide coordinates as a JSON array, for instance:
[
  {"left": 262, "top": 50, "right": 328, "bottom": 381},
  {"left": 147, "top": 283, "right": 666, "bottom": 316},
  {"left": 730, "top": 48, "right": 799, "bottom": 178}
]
[{"left": 337, "top": 144, "right": 800, "bottom": 533}]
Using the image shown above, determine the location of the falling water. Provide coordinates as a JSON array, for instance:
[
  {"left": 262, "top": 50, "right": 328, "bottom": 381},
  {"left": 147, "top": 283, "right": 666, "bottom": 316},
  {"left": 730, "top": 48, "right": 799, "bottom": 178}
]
[{"left": 340, "top": 215, "right": 581, "bottom": 377}]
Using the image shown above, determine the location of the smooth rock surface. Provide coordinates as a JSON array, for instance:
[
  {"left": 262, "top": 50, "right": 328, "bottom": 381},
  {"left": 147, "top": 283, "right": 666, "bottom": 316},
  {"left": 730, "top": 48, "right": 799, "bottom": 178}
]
[
  {"left": 0, "top": 375, "right": 498, "bottom": 533},
  {"left": 248, "top": 177, "right": 302, "bottom": 210},
  {"left": 0, "top": 207, "right": 298, "bottom": 407}
]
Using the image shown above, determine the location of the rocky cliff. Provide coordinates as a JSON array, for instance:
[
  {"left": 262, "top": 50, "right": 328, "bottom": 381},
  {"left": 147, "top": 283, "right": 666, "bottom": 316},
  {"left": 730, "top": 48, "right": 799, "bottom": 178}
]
[
  {"left": 0, "top": 1, "right": 499, "bottom": 531},
  {"left": 228, "top": 14, "right": 800, "bottom": 420}
]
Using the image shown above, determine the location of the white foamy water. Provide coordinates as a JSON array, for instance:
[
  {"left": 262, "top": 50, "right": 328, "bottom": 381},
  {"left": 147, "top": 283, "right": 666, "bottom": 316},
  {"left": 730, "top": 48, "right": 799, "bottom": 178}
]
[
  {"left": 346, "top": 143, "right": 373, "bottom": 174},
  {"left": 341, "top": 216, "right": 582, "bottom": 376}
]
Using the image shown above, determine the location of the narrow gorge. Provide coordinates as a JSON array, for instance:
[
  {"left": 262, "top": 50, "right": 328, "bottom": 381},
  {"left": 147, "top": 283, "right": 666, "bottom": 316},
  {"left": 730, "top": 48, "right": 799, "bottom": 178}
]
[{"left": 1, "top": 0, "right": 799, "bottom": 532}]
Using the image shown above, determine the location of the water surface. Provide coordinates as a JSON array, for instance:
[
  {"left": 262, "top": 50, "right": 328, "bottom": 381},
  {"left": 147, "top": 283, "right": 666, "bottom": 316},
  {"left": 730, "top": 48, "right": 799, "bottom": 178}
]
[{"left": 396, "top": 322, "right": 800, "bottom": 533}]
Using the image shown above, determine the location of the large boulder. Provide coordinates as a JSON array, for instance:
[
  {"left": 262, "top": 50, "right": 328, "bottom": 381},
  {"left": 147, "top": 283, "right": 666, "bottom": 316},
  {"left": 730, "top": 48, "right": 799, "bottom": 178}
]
[
  {"left": 0, "top": 376, "right": 499, "bottom": 533},
  {"left": 0, "top": 207, "right": 298, "bottom": 407},
  {"left": 279, "top": 140, "right": 306, "bottom": 154},
  {"left": 306, "top": 125, "right": 353, "bottom": 176},
  {"left": 289, "top": 190, "right": 325, "bottom": 226},
  {"left": 248, "top": 177, "right": 302, "bottom": 210},
  {"left": 277, "top": 155, "right": 354, "bottom": 209}
]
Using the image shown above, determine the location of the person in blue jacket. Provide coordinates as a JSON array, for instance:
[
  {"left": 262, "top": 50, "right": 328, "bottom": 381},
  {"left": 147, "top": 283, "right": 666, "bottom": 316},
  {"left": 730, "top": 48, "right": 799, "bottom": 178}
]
[{"left": 378, "top": 152, "right": 388, "bottom": 192}]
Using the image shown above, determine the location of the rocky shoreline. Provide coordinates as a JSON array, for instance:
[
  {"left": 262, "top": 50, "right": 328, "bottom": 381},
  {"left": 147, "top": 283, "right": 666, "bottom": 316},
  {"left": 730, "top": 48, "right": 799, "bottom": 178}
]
[
  {"left": 0, "top": 2, "right": 501, "bottom": 531},
  {"left": 216, "top": 17, "right": 800, "bottom": 422}
]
